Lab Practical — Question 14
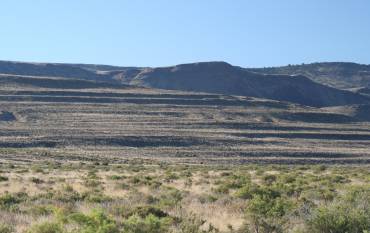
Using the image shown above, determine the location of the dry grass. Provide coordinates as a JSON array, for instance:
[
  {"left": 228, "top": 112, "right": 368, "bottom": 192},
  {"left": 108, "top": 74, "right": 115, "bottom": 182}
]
[{"left": 0, "top": 161, "right": 368, "bottom": 232}]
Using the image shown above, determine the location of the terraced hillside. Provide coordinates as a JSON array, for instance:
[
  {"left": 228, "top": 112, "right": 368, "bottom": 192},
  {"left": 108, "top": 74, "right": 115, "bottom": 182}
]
[{"left": 1, "top": 74, "right": 370, "bottom": 165}]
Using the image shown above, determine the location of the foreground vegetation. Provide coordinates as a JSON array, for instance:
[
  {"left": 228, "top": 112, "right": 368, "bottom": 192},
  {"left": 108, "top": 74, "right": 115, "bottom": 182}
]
[{"left": 0, "top": 161, "right": 368, "bottom": 233}]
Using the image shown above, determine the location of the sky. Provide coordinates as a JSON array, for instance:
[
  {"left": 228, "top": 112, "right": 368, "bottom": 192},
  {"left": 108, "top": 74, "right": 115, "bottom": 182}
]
[{"left": 1, "top": 0, "right": 370, "bottom": 68}]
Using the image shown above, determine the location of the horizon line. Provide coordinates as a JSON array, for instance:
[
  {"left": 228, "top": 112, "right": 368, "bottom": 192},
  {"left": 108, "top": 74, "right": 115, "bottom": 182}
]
[{"left": 0, "top": 59, "right": 369, "bottom": 69}]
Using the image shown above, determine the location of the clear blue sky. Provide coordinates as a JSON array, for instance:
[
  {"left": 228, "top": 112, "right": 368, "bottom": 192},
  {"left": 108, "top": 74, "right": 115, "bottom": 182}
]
[{"left": 1, "top": 0, "right": 370, "bottom": 67}]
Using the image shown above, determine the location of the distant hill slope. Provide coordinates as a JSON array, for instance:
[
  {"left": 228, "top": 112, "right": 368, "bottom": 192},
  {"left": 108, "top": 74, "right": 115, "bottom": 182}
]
[
  {"left": 350, "top": 87, "right": 370, "bottom": 97},
  {"left": 323, "top": 104, "right": 370, "bottom": 122},
  {"left": 118, "top": 62, "right": 369, "bottom": 107},
  {"left": 1, "top": 60, "right": 370, "bottom": 107},
  {"left": 0, "top": 74, "right": 126, "bottom": 89},
  {"left": 248, "top": 62, "right": 370, "bottom": 89},
  {"left": 0, "top": 60, "right": 109, "bottom": 82}
]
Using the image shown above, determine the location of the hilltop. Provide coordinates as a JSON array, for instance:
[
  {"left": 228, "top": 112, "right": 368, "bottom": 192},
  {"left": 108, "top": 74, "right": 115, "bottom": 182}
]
[
  {"left": 1, "top": 60, "right": 369, "bottom": 107},
  {"left": 248, "top": 62, "right": 370, "bottom": 89},
  {"left": 114, "top": 61, "right": 369, "bottom": 107}
]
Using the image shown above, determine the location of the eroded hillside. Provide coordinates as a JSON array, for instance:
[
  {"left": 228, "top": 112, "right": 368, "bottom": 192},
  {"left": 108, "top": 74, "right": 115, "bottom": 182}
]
[{"left": 1, "top": 74, "right": 370, "bottom": 165}]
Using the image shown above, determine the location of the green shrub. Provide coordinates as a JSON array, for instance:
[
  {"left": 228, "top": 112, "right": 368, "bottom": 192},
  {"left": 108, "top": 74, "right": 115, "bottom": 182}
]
[
  {"left": 306, "top": 189, "right": 370, "bottom": 233},
  {"left": 0, "top": 224, "right": 13, "bottom": 233},
  {"left": 317, "top": 188, "right": 337, "bottom": 203},
  {"left": 159, "top": 187, "right": 183, "bottom": 207},
  {"left": 15, "top": 168, "right": 29, "bottom": 173},
  {"left": 84, "top": 179, "right": 101, "bottom": 187},
  {"left": 314, "top": 165, "right": 327, "bottom": 172},
  {"left": 263, "top": 174, "right": 277, "bottom": 185},
  {"left": 330, "top": 175, "right": 349, "bottom": 184},
  {"left": 28, "top": 205, "right": 53, "bottom": 217},
  {"left": 30, "top": 177, "right": 44, "bottom": 184},
  {"left": 255, "top": 169, "right": 264, "bottom": 176},
  {"left": 31, "top": 166, "right": 44, "bottom": 173},
  {"left": 235, "top": 183, "right": 260, "bottom": 200},
  {"left": 69, "top": 209, "right": 120, "bottom": 233},
  {"left": 307, "top": 205, "right": 370, "bottom": 233},
  {"left": 26, "top": 222, "right": 63, "bottom": 233},
  {"left": 184, "top": 178, "right": 193, "bottom": 187},
  {"left": 0, "top": 193, "right": 25, "bottom": 210},
  {"left": 280, "top": 174, "right": 296, "bottom": 183},
  {"left": 82, "top": 191, "right": 112, "bottom": 203},
  {"left": 54, "top": 185, "right": 82, "bottom": 202},
  {"left": 214, "top": 174, "right": 251, "bottom": 195},
  {"left": 130, "top": 177, "right": 141, "bottom": 184},
  {"left": 176, "top": 213, "right": 218, "bottom": 233},
  {"left": 115, "top": 182, "right": 130, "bottom": 190},
  {"left": 181, "top": 170, "right": 193, "bottom": 178},
  {"left": 0, "top": 176, "right": 8, "bottom": 182},
  {"left": 198, "top": 194, "right": 218, "bottom": 203},
  {"left": 86, "top": 170, "right": 100, "bottom": 179},
  {"left": 214, "top": 184, "right": 229, "bottom": 194},
  {"left": 109, "top": 175, "right": 125, "bottom": 180},
  {"left": 123, "top": 214, "right": 171, "bottom": 233},
  {"left": 227, "top": 174, "right": 251, "bottom": 189},
  {"left": 164, "top": 172, "right": 180, "bottom": 182},
  {"left": 220, "top": 171, "right": 232, "bottom": 177},
  {"left": 245, "top": 193, "right": 294, "bottom": 233},
  {"left": 123, "top": 206, "right": 169, "bottom": 219}
]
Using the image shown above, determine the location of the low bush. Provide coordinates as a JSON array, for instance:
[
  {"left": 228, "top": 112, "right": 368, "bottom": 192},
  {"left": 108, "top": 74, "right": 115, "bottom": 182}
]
[
  {"left": 245, "top": 191, "right": 295, "bottom": 233},
  {"left": 26, "top": 222, "right": 63, "bottom": 233},
  {"left": 30, "top": 177, "right": 44, "bottom": 184},
  {"left": 123, "top": 206, "right": 169, "bottom": 219},
  {"left": 69, "top": 210, "right": 120, "bottom": 233},
  {"left": 235, "top": 183, "right": 260, "bottom": 200},
  {"left": 306, "top": 189, "right": 370, "bottom": 233},
  {"left": 198, "top": 194, "right": 218, "bottom": 203},
  {"left": 0, "top": 176, "right": 8, "bottom": 182},
  {"left": 0, "top": 224, "right": 13, "bottom": 233},
  {"left": 28, "top": 205, "right": 53, "bottom": 217},
  {"left": 109, "top": 175, "right": 125, "bottom": 180},
  {"left": 0, "top": 193, "right": 27, "bottom": 211},
  {"left": 263, "top": 174, "right": 277, "bottom": 185},
  {"left": 123, "top": 214, "right": 171, "bottom": 233}
]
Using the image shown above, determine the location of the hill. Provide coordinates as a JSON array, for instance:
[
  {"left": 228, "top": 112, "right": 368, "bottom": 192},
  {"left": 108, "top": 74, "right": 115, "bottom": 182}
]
[
  {"left": 0, "top": 60, "right": 109, "bottom": 82},
  {"left": 248, "top": 62, "right": 370, "bottom": 89},
  {"left": 1, "top": 60, "right": 370, "bottom": 107},
  {"left": 117, "top": 62, "right": 369, "bottom": 107}
]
